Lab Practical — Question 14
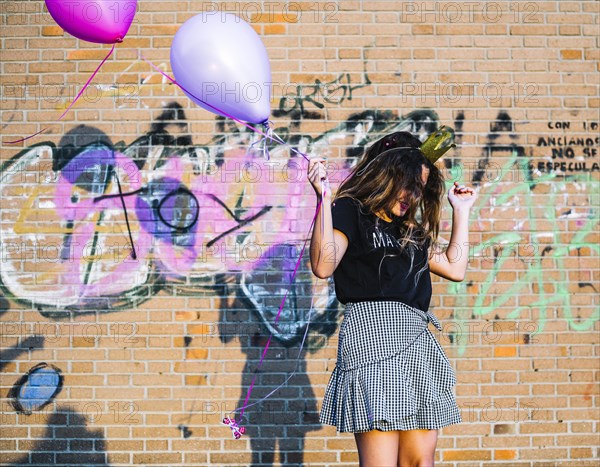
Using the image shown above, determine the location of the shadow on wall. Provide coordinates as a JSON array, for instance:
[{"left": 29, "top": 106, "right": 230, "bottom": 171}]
[
  {"left": 0, "top": 337, "right": 45, "bottom": 373},
  {"left": 8, "top": 407, "right": 110, "bottom": 466},
  {"left": 54, "top": 125, "right": 113, "bottom": 172},
  {"left": 217, "top": 262, "right": 339, "bottom": 466},
  {"left": 0, "top": 292, "right": 9, "bottom": 318}
]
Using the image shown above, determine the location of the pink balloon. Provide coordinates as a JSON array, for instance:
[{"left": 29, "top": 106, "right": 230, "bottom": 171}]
[
  {"left": 170, "top": 13, "right": 271, "bottom": 124},
  {"left": 45, "top": 0, "right": 137, "bottom": 44}
]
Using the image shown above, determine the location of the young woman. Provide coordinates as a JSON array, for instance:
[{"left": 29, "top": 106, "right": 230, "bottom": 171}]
[{"left": 307, "top": 131, "right": 477, "bottom": 466}]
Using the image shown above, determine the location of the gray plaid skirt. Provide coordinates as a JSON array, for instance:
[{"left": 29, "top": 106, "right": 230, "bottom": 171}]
[{"left": 319, "top": 301, "right": 462, "bottom": 433}]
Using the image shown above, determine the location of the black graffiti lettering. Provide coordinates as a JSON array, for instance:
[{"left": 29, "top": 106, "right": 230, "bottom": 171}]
[{"left": 276, "top": 67, "right": 371, "bottom": 118}]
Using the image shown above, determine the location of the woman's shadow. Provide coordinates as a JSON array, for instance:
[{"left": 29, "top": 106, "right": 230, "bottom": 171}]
[{"left": 216, "top": 243, "right": 340, "bottom": 467}]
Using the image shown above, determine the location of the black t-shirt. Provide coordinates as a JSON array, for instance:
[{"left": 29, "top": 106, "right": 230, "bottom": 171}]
[{"left": 331, "top": 196, "right": 432, "bottom": 311}]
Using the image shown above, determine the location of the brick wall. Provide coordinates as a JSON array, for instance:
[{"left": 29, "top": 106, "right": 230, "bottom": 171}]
[{"left": 1, "top": 1, "right": 598, "bottom": 466}]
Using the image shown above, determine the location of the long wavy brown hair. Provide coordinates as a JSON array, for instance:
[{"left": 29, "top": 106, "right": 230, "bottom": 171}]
[{"left": 336, "top": 131, "right": 445, "bottom": 253}]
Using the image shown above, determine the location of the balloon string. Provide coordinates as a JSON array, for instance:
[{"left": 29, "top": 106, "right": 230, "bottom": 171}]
[
  {"left": 231, "top": 194, "right": 324, "bottom": 425},
  {"left": 227, "top": 296, "right": 316, "bottom": 419},
  {"left": 137, "top": 55, "right": 330, "bottom": 437},
  {"left": 269, "top": 131, "right": 311, "bottom": 162},
  {"left": 5, "top": 43, "right": 117, "bottom": 145},
  {"left": 139, "top": 54, "right": 311, "bottom": 162},
  {"left": 249, "top": 121, "right": 274, "bottom": 160}
]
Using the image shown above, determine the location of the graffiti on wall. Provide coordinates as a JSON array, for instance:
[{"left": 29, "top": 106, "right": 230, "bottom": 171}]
[
  {"left": 535, "top": 120, "right": 599, "bottom": 174},
  {"left": 446, "top": 111, "right": 599, "bottom": 354},
  {"left": 1, "top": 105, "right": 598, "bottom": 339},
  {"left": 0, "top": 98, "right": 444, "bottom": 343}
]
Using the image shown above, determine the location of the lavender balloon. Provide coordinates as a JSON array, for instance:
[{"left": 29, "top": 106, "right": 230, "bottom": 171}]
[
  {"left": 170, "top": 13, "right": 271, "bottom": 124},
  {"left": 45, "top": 0, "right": 137, "bottom": 44}
]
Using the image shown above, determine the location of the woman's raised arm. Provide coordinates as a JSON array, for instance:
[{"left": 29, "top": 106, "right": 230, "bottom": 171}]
[{"left": 307, "top": 158, "right": 349, "bottom": 278}]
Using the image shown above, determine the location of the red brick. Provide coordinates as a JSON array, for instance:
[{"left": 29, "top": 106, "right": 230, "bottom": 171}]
[
  {"left": 41, "top": 26, "right": 64, "bottom": 36},
  {"left": 496, "top": 449, "right": 517, "bottom": 460},
  {"left": 561, "top": 49, "right": 583, "bottom": 59}
]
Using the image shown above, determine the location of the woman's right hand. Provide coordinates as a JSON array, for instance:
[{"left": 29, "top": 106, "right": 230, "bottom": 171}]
[{"left": 307, "top": 157, "right": 331, "bottom": 199}]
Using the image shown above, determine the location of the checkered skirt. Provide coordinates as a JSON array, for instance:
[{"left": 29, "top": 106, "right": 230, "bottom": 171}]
[{"left": 319, "top": 301, "right": 462, "bottom": 433}]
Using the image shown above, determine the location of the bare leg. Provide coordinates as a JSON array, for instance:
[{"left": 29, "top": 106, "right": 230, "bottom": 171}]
[
  {"left": 398, "top": 429, "right": 438, "bottom": 467},
  {"left": 354, "top": 430, "right": 400, "bottom": 467}
]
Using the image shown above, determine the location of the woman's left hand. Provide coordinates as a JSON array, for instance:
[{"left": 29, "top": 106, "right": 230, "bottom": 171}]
[{"left": 448, "top": 181, "right": 477, "bottom": 211}]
